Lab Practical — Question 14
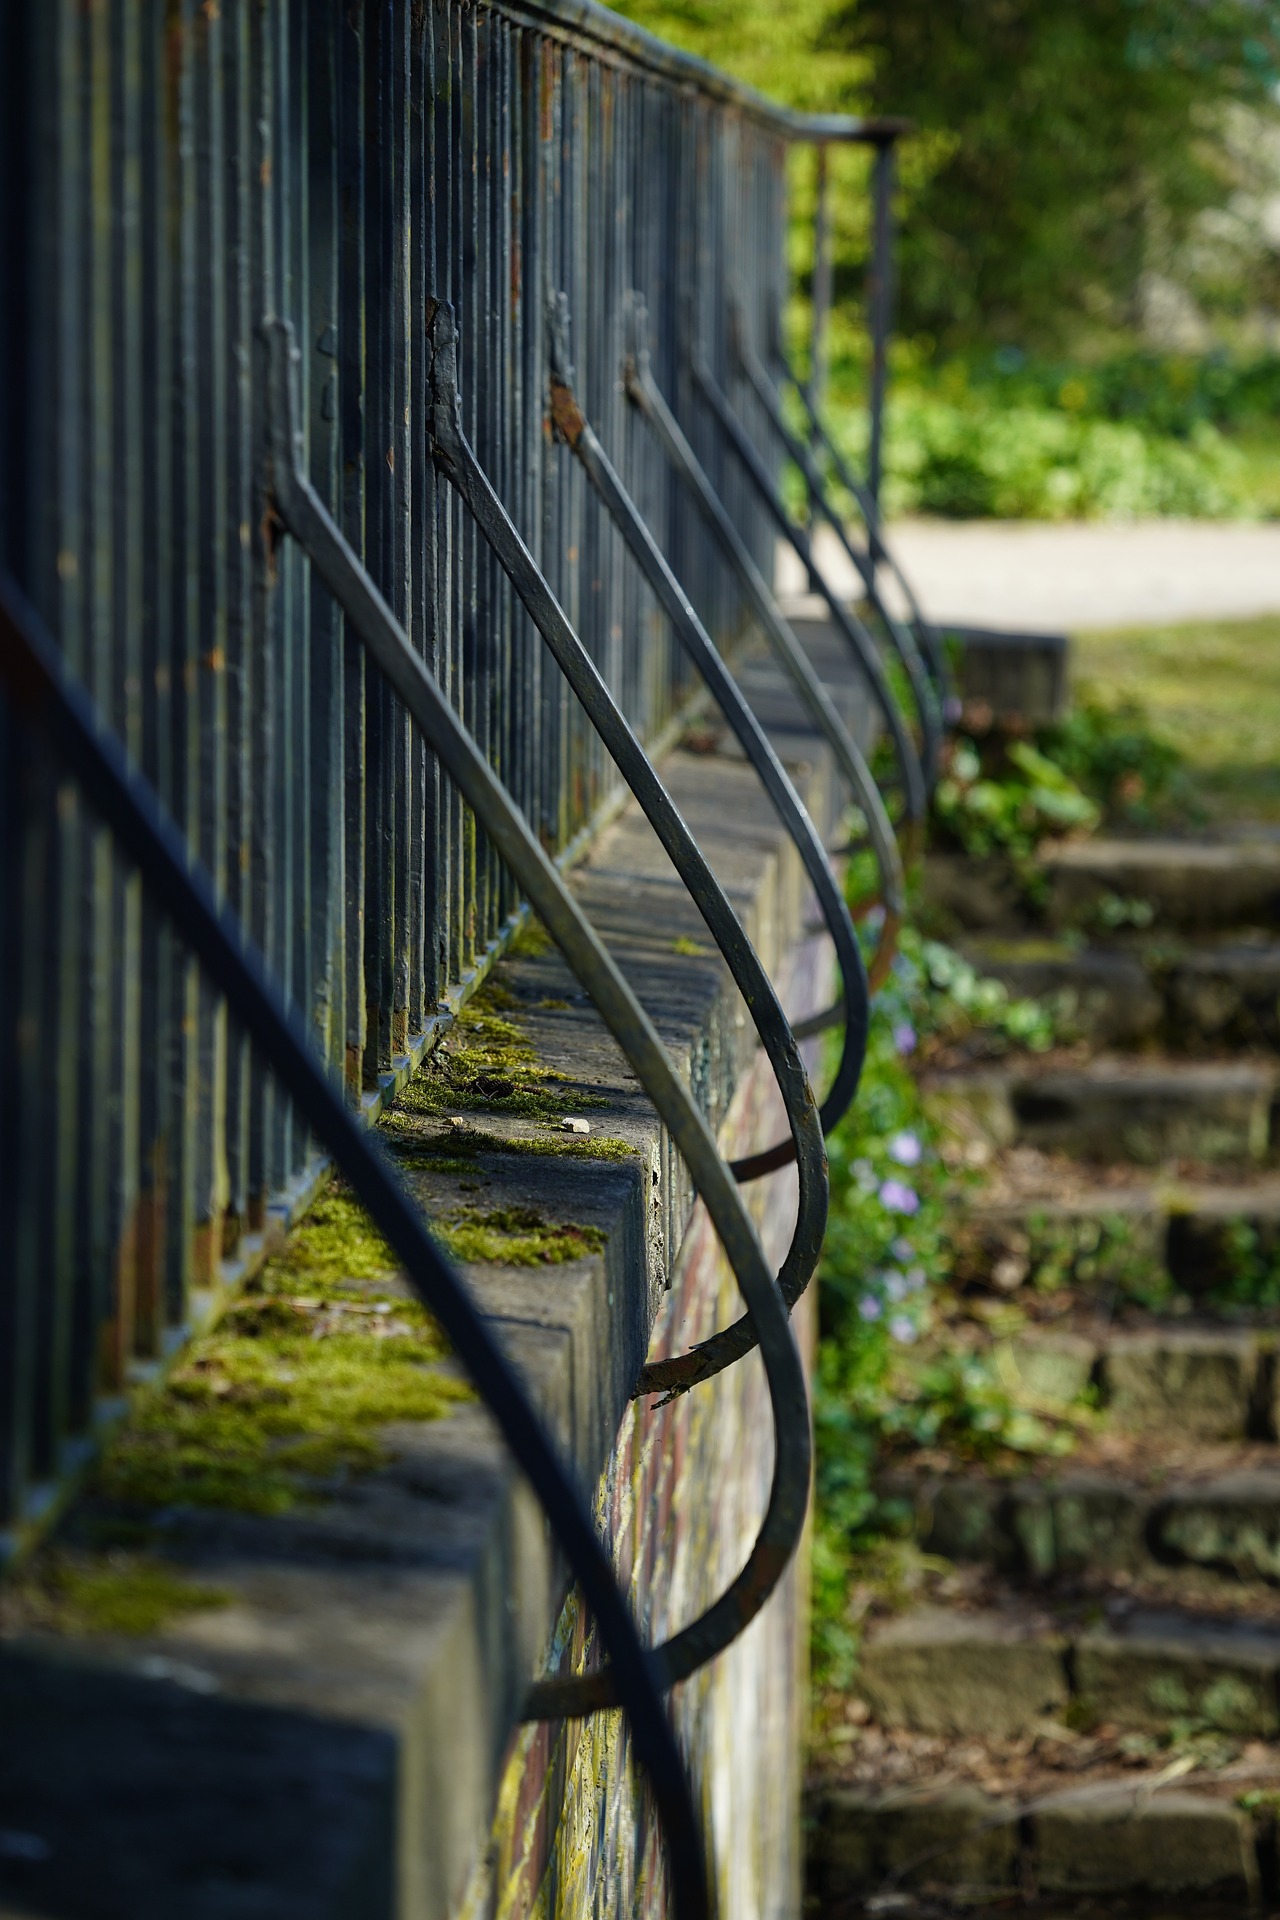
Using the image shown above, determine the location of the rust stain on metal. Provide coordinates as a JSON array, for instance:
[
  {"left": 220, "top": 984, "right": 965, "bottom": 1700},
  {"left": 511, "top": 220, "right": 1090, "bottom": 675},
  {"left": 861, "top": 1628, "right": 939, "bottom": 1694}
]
[
  {"left": 260, "top": 498, "right": 283, "bottom": 586},
  {"left": 548, "top": 377, "right": 585, "bottom": 448}
]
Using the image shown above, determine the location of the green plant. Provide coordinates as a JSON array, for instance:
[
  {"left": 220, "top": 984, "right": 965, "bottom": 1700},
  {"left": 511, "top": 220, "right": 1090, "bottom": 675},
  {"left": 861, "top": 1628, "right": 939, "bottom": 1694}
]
[
  {"left": 1041, "top": 697, "right": 1190, "bottom": 826},
  {"left": 1025, "top": 1209, "right": 1172, "bottom": 1310},
  {"left": 811, "top": 921, "right": 1069, "bottom": 1685},
  {"left": 931, "top": 738, "right": 1099, "bottom": 900},
  {"left": 1213, "top": 1219, "right": 1280, "bottom": 1309},
  {"left": 907, "top": 928, "right": 1056, "bottom": 1056},
  {"left": 1071, "top": 614, "right": 1280, "bottom": 825}
]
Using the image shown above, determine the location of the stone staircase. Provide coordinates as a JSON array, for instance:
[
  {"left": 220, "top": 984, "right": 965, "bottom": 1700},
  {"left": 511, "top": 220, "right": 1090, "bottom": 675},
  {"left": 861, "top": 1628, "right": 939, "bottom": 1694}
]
[{"left": 810, "top": 832, "right": 1280, "bottom": 1914}]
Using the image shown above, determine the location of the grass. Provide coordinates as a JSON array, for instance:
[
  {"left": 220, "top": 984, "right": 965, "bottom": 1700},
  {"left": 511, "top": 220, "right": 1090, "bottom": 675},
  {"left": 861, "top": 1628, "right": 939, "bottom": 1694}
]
[{"left": 1070, "top": 614, "right": 1280, "bottom": 824}]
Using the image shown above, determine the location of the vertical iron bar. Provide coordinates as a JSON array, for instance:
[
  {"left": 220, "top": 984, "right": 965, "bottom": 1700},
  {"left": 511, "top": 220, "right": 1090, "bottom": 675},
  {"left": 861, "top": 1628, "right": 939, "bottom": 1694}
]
[{"left": 867, "top": 136, "right": 895, "bottom": 518}]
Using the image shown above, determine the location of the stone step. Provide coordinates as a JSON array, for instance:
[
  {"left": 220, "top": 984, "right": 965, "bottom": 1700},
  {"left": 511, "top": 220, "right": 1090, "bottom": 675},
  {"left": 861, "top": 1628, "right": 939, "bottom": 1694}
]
[
  {"left": 887, "top": 1463, "right": 1280, "bottom": 1586},
  {"left": 918, "top": 1320, "right": 1278, "bottom": 1439},
  {"left": 964, "top": 1174, "right": 1280, "bottom": 1306},
  {"left": 859, "top": 1600, "right": 1280, "bottom": 1741},
  {"left": 809, "top": 1778, "right": 1263, "bottom": 1907},
  {"left": 923, "top": 1057, "right": 1278, "bottom": 1165},
  {"left": 921, "top": 837, "right": 1280, "bottom": 942},
  {"left": 1044, "top": 836, "right": 1280, "bottom": 934},
  {"left": 962, "top": 934, "right": 1280, "bottom": 1051}
]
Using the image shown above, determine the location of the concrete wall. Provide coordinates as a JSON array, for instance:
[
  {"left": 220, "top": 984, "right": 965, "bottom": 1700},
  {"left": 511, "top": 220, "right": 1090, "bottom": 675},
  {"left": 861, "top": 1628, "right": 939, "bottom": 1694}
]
[
  {"left": 0, "top": 640, "right": 845, "bottom": 1920},
  {"left": 462, "top": 937, "right": 823, "bottom": 1920}
]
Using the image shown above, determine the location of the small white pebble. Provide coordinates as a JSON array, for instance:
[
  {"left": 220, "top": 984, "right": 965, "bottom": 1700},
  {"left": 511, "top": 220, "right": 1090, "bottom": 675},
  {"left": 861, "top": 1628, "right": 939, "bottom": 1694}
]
[{"left": 561, "top": 1116, "right": 591, "bottom": 1135}]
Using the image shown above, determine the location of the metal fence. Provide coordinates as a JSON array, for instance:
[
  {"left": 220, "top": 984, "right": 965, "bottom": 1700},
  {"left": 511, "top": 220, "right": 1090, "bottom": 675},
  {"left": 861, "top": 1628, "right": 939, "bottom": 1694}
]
[{"left": 0, "top": 0, "right": 899, "bottom": 1555}]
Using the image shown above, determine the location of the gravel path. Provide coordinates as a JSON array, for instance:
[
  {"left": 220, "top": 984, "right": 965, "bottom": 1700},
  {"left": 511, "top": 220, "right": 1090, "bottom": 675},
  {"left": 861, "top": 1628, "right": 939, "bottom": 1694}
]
[{"left": 775, "top": 518, "right": 1280, "bottom": 632}]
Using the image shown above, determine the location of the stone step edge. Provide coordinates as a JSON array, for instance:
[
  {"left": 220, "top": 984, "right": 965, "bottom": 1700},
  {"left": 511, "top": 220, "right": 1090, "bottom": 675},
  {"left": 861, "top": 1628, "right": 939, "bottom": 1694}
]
[
  {"left": 961, "top": 1180, "right": 1280, "bottom": 1309},
  {"left": 808, "top": 1779, "right": 1265, "bottom": 1905},
  {"left": 858, "top": 1603, "right": 1280, "bottom": 1742},
  {"left": 924, "top": 1058, "right": 1280, "bottom": 1097},
  {"left": 880, "top": 1462, "right": 1280, "bottom": 1586},
  {"left": 928, "top": 1322, "right": 1279, "bottom": 1439},
  {"left": 922, "top": 1057, "right": 1278, "bottom": 1167},
  {"left": 970, "top": 1175, "right": 1280, "bottom": 1227}
]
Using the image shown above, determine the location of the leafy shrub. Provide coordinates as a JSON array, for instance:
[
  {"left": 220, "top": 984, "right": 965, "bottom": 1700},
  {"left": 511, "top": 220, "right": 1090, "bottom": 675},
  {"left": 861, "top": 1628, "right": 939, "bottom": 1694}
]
[
  {"left": 818, "top": 342, "right": 1280, "bottom": 522},
  {"left": 931, "top": 738, "right": 1099, "bottom": 896},
  {"left": 1040, "top": 697, "right": 1190, "bottom": 826},
  {"left": 829, "top": 387, "right": 1250, "bottom": 521},
  {"left": 812, "top": 922, "right": 1063, "bottom": 1683}
]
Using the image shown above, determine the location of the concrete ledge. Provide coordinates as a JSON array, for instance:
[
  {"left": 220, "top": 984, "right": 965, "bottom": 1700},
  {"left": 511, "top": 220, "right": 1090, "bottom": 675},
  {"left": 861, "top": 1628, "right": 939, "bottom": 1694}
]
[
  {"left": 859, "top": 1606, "right": 1069, "bottom": 1739},
  {"left": 0, "top": 644, "right": 848, "bottom": 1920}
]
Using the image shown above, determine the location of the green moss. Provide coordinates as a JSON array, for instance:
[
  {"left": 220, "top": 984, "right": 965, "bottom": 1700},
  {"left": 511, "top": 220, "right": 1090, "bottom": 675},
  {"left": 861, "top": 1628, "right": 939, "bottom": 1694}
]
[
  {"left": 435, "top": 1204, "right": 606, "bottom": 1267},
  {"left": 15, "top": 1552, "right": 233, "bottom": 1637},
  {"left": 508, "top": 915, "right": 553, "bottom": 958},
  {"left": 671, "top": 935, "right": 709, "bottom": 957},
  {"left": 397, "top": 979, "right": 603, "bottom": 1123},
  {"left": 386, "top": 1117, "right": 635, "bottom": 1164},
  {"left": 90, "top": 1189, "right": 471, "bottom": 1518},
  {"left": 263, "top": 1189, "right": 399, "bottom": 1294}
]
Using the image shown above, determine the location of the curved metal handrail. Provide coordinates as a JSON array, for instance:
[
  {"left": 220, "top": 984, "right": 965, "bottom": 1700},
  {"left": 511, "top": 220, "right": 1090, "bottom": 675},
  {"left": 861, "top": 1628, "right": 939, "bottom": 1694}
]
[
  {"left": 622, "top": 296, "right": 904, "bottom": 1009},
  {"left": 263, "top": 317, "right": 812, "bottom": 1726},
  {"left": 546, "top": 295, "right": 867, "bottom": 1194},
  {"left": 0, "top": 572, "right": 711, "bottom": 1920},
  {"left": 423, "top": 304, "right": 828, "bottom": 1369},
  {"left": 785, "top": 373, "right": 953, "bottom": 709},
  {"left": 730, "top": 306, "right": 943, "bottom": 785},
  {"left": 692, "top": 348, "right": 927, "bottom": 849}
]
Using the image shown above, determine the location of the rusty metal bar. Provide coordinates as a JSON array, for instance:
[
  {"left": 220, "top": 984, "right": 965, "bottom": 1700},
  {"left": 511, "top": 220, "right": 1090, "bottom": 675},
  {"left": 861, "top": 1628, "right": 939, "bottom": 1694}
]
[
  {"left": 693, "top": 348, "right": 927, "bottom": 834},
  {"left": 547, "top": 296, "right": 868, "bottom": 1172},
  {"left": 730, "top": 302, "right": 943, "bottom": 787},
  {"left": 622, "top": 295, "right": 904, "bottom": 1003},
  {"left": 415, "top": 302, "right": 830, "bottom": 1353},
  {"left": 262, "top": 314, "right": 813, "bottom": 1728}
]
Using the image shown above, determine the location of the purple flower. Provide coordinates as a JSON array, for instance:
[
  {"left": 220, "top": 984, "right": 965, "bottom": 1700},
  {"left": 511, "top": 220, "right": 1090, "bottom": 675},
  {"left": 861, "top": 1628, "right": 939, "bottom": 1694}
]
[
  {"left": 883, "top": 1271, "right": 908, "bottom": 1303},
  {"left": 879, "top": 1179, "right": 920, "bottom": 1215},
  {"left": 893, "top": 1021, "right": 917, "bottom": 1056},
  {"left": 889, "top": 1314, "right": 918, "bottom": 1345},
  {"left": 889, "top": 1129, "right": 922, "bottom": 1167},
  {"left": 858, "top": 1295, "right": 883, "bottom": 1322},
  {"left": 891, "top": 1235, "right": 915, "bottom": 1263}
]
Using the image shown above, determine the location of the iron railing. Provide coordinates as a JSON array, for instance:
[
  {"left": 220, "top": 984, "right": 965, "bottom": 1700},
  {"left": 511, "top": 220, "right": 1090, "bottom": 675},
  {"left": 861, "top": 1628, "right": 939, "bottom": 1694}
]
[
  {"left": 0, "top": 0, "right": 904, "bottom": 1559},
  {"left": 0, "top": 0, "right": 927, "bottom": 1905}
]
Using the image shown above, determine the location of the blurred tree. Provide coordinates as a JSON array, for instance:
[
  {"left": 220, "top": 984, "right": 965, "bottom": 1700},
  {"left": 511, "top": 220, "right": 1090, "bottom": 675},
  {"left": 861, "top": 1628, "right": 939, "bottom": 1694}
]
[
  {"left": 610, "top": 0, "right": 1280, "bottom": 356},
  {"left": 827, "top": 0, "right": 1280, "bottom": 351},
  {"left": 606, "top": 0, "right": 864, "bottom": 113}
]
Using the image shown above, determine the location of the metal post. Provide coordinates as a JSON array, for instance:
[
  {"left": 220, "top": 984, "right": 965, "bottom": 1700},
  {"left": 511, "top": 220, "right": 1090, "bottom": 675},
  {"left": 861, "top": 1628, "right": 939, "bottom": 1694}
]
[
  {"left": 867, "top": 135, "right": 896, "bottom": 516},
  {"left": 810, "top": 141, "right": 832, "bottom": 423}
]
